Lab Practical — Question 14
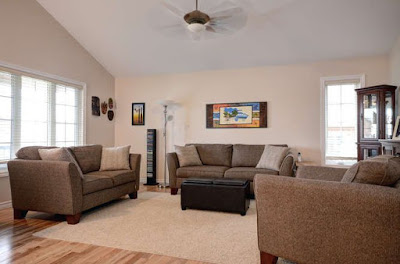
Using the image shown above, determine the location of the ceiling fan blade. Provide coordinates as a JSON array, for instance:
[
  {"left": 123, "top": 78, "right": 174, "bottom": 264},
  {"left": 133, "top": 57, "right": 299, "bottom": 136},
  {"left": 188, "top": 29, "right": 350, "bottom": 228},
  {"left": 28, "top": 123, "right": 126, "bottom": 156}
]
[
  {"left": 209, "top": 7, "right": 243, "bottom": 18},
  {"left": 205, "top": 25, "right": 217, "bottom": 33},
  {"left": 162, "top": 1, "right": 186, "bottom": 18},
  {"left": 231, "top": 0, "right": 296, "bottom": 16},
  {"left": 202, "top": 0, "right": 237, "bottom": 15}
]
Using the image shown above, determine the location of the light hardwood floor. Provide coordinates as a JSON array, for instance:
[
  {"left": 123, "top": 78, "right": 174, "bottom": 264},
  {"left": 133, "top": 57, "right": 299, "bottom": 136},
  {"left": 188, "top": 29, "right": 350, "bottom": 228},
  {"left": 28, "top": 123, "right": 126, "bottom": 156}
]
[{"left": 0, "top": 185, "right": 209, "bottom": 264}]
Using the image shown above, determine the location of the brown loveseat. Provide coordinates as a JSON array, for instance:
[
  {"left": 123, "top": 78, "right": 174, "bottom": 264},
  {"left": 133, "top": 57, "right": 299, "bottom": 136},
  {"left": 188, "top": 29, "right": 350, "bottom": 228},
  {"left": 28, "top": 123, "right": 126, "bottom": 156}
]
[
  {"left": 255, "top": 165, "right": 400, "bottom": 264},
  {"left": 167, "top": 144, "right": 295, "bottom": 195},
  {"left": 7, "top": 145, "right": 141, "bottom": 225}
]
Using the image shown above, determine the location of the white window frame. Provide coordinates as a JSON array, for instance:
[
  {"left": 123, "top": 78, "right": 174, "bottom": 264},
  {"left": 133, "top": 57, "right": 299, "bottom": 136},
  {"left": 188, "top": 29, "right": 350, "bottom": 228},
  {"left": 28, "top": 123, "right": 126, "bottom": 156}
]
[
  {"left": 0, "top": 60, "right": 87, "bottom": 176},
  {"left": 320, "top": 74, "right": 365, "bottom": 167}
]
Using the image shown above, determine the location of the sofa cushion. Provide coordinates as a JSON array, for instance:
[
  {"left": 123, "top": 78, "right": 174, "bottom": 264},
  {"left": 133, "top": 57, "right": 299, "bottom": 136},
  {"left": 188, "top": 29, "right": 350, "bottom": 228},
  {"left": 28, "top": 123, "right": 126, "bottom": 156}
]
[
  {"left": 83, "top": 175, "right": 113, "bottom": 195},
  {"left": 187, "top": 144, "right": 233, "bottom": 167},
  {"left": 232, "top": 144, "right": 265, "bottom": 167},
  {"left": 175, "top": 145, "right": 202, "bottom": 167},
  {"left": 224, "top": 167, "right": 279, "bottom": 181},
  {"left": 100, "top": 145, "right": 131, "bottom": 171},
  {"left": 85, "top": 170, "right": 135, "bottom": 186},
  {"left": 16, "top": 146, "right": 57, "bottom": 160},
  {"left": 69, "top": 145, "right": 102, "bottom": 173},
  {"left": 176, "top": 165, "right": 230, "bottom": 178},
  {"left": 256, "top": 145, "right": 289, "bottom": 171},
  {"left": 38, "top": 147, "right": 84, "bottom": 178},
  {"left": 341, "top": 156, "right": 400, "bottom": 186}
]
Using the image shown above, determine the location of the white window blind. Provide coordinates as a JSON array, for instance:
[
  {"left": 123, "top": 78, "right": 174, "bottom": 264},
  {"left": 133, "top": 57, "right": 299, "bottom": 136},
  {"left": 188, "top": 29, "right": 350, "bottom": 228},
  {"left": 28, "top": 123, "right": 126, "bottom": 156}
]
[
  {"left": 0, "top": 66, "right": 84, "bottom": 170},
  {"left": 324, "top": 80, "right": 360, "bottom": 166}
]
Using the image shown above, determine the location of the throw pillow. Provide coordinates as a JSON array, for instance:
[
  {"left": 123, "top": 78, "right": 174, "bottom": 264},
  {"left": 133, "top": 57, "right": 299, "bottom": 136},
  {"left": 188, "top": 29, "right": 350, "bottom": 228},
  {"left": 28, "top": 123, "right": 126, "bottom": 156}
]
[
  {"left": 100, "top": 145, "right": 131, "bottom": 171},
  {"left": 38, "top": 147, "right": 84, "bottom": 178},
  {"left": 256, "top": 145, "right": 289, "bottom": 171},
  {"left": 175, "top": 145, "right": 202, "bottom": 167},
  {"left": 341, "top": 155, "right": 400, "bottom": 186}
]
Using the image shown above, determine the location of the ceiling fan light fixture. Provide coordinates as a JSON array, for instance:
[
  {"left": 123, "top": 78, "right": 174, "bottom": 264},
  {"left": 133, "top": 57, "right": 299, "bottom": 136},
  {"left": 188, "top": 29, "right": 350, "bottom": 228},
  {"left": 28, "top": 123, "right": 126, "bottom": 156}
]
[{"left": 187, "top": 22, "right": 206, "bottom": 33}]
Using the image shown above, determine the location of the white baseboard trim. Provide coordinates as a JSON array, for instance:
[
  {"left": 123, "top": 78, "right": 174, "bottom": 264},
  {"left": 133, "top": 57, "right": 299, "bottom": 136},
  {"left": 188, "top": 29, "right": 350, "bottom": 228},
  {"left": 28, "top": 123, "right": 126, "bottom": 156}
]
[{"left": 0, "top": 200, "right": 12, "bottom": 210}]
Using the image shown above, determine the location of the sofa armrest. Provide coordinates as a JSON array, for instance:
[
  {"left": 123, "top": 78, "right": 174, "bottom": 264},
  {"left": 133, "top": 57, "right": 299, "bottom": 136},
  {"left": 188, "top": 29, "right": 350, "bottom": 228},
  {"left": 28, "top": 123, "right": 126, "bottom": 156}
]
[
  {"left": 167, "top": 152, "right": 180, "bottom": 188},
  {"left": 254, "top": 175, "right": 400, "bottom": 264},
  {"left": 129, "top": 154, "right": 141, "bottom": 190},
  {"left": 279, "top": 154, "right": 295, "bottom": 176},
  {"left": 296, "top": 165, "right": 347, "bottom": 182},
  {"left": 7, "top": 160, "right": 83, "bottom": 215}
]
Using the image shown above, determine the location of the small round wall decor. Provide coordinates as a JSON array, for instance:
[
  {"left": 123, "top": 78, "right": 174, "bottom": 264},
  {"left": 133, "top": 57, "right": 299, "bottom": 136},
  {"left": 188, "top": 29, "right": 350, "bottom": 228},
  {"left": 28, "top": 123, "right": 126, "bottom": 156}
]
[
  {"left": 101, "top": 101, "right": 108, "bottom": 114},
  {"left": 107, "top": 110, "right": 114, "bottom": 121},
  {"left": 108, "top": 98, "right": 114, "bottom": 109}
]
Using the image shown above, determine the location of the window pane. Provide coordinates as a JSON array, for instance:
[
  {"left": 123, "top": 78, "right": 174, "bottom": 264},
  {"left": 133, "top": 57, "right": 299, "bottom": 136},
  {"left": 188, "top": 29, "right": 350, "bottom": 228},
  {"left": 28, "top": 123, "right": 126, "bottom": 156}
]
[
  {"left": 56, "top": 105, "right": 66, "bottom": 122},
  {"left": 66, "top": 124, "right": 75, "bottom": 142},
  {"left": 65, "top": 87, "right": 76, "bottom": 106},
  {"left": 56, "top": 123, "right": 66, "bottom": 142},
  {"left": 0, "top": 96, "right": 11, "bottom": 119},
  {"left": 0, "top": 71, "right": 12, "bottom": 97},
  {"left": 65, "top": 106, "right": 76, "bottom": 123},
  {"left": 325, "top": 82, "right": 358, "bottom": 166},
  {"left": 56, "top": 85, "right": 66, "bottom": 105},
  {"left": 0, "top": 143, "right": 11, "bottom": 161},
  {"left": 0, "top": 120, "right": 11, "bottom": 143}
]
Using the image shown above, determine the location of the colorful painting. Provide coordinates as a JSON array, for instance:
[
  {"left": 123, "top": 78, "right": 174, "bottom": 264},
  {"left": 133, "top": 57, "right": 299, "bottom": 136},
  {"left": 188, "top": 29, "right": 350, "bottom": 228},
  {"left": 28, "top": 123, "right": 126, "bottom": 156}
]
[
  {"left": 132, "top": 103, "right": 145, "bottom": 125},
  {"left": 91, "top": 96, "right": 100, "bottom": 116},
  {"left": 206, "top": 102, "right": 267, "bottom": 128}
]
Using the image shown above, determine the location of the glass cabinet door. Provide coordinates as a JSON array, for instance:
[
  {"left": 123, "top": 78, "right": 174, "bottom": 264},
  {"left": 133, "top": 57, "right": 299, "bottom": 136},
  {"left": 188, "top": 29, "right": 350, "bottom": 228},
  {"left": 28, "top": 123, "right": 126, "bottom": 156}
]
[
  {"left": 385, "top": 91, "right": 394, "bottom": 139},
  {"left": 362, "top": 93, "right": 378, "bottom": 139}
]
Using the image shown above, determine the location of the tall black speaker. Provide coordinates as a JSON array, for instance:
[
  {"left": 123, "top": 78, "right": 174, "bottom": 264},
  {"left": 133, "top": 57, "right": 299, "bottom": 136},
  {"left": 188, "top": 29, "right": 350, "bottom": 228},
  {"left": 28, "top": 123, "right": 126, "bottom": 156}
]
[{"left": 144, "top": 129, "right": 158, "bottom": 185}]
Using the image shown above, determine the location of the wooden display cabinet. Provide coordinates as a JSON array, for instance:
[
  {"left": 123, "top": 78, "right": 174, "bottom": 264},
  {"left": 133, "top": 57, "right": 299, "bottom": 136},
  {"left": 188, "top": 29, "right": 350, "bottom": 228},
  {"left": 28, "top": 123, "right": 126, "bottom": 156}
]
[{"left": 356, "top": 85, "right": 397, "bottom": 161}]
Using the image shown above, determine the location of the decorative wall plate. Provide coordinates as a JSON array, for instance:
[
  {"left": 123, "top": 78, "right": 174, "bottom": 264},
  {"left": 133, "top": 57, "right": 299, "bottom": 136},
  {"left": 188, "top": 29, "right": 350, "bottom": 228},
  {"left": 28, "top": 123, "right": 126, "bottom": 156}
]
[
  {"left": 108, "top": 98, "right": 114, "bottom": 109},
  {"left": 107, "top": 110, "right": 114, "bottom": 121}
]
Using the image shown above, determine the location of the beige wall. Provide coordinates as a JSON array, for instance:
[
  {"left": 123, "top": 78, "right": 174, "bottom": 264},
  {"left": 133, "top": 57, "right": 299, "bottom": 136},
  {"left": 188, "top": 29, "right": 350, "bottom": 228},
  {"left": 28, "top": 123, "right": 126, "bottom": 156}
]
[
  {"left": 115, "top": 55, "right": 389, "bottom": 182},
  {"left": 0, "top": 0, "right": 115, "bottom": 203},
  {"left": 390, "top": 36, "right": 400, "bottom": 115}
]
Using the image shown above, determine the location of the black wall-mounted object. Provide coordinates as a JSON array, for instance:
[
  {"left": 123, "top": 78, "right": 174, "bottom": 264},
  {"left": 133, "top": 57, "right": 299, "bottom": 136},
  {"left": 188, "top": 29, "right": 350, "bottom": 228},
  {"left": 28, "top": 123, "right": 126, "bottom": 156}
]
[{"left": 144, "top": 129, "right": 158, "bottom": 186}]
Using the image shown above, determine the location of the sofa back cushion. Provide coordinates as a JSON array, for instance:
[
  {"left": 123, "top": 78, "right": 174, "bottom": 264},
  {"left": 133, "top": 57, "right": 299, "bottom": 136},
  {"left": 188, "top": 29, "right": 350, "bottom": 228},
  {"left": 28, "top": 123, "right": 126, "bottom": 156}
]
[
  {"left": 232, "top": 144, "right": 289, "bottom": 167},
  {"left": 232, "top": 144, "right": 265, "bottom": 167},
  {"left": 187, "top": 144, "right": 233, "bottom": 167},
  {"left": 16, "top": 146, "right": 57, "bottom": 160},
  {"left": 69, "top": 145, "right": 102, "bottom": 173},
  {"left": 342, "top": 155, "right": 400, "bottom": 186}
]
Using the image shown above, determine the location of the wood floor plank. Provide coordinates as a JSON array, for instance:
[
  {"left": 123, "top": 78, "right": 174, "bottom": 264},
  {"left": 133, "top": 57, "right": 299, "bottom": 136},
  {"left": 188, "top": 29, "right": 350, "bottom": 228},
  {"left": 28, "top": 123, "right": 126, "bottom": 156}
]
[{"left": 0, "top": 185, "right": 210, "bottom": 264}]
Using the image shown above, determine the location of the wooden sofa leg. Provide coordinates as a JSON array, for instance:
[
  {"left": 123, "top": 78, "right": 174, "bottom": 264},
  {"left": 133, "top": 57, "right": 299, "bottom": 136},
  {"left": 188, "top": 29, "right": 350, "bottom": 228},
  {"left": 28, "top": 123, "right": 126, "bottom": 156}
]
[
  {"left": 14, "top": 209, "right": 28, "bottom": 219},
  {"left": 66, "top": 213, "right": 81, "bottom": 225},
  {"left": 260, "top": 251, "right": 278, "bottom": 264},
  {"left": 171, "top": 188, "right": 178, "bottom": 195},
  {"left": 129, "top": 191, "right": 138, "bottom": 199}
]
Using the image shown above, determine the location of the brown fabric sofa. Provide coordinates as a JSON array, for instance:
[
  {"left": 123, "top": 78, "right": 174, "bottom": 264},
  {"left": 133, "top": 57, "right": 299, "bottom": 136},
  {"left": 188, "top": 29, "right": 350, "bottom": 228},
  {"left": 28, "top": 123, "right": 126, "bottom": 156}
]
[
  {"left": 255, "top": 166, "right": 400, "bottom": 264},
  {"left": 167, "top": 144, "right": 295, "bottom": 195},
  {"left": 7, "top": 145, "right": 141, "bottom": 225}
]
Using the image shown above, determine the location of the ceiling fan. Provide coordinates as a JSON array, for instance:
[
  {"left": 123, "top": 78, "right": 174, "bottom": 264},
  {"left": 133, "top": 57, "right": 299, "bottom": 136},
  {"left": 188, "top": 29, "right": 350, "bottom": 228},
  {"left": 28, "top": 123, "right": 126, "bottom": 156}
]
[{"left": 150, "top": 0, "right": 247, "bottom": 40}]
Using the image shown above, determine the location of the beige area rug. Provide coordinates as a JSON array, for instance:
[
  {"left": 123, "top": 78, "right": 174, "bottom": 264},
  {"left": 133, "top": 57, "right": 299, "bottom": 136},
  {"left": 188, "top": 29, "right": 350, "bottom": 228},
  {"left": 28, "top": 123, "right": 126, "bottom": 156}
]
[{"left": 34, "top": 192, "right": 292, "bottom": 264}]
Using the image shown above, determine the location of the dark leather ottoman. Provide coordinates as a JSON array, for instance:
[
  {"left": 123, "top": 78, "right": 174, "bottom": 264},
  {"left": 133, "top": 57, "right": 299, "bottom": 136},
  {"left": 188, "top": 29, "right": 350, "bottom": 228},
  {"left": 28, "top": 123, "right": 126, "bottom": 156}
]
[{"left": 181, "top": 178, "right": 250, "bottom": 216}]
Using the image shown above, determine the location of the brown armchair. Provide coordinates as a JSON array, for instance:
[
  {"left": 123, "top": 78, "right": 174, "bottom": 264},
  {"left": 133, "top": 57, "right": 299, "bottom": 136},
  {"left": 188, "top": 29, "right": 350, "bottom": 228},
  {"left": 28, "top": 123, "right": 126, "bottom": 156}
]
[{"left": 254, "top": 166, "right": 400, "bottom": 264}]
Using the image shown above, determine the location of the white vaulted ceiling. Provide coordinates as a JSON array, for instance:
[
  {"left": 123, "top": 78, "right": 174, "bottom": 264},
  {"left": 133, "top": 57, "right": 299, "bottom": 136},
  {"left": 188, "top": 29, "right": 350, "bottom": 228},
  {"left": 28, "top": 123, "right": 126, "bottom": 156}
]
[{"left": 37, "top": 0, "right": 400, "bottom": 77}]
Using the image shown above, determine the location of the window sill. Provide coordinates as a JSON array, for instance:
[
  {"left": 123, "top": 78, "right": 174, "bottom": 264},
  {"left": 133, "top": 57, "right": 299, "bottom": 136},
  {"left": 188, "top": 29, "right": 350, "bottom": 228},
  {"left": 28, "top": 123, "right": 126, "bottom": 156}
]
[{"left": 0, "top": 172, "right": 9, "bottom": 178}]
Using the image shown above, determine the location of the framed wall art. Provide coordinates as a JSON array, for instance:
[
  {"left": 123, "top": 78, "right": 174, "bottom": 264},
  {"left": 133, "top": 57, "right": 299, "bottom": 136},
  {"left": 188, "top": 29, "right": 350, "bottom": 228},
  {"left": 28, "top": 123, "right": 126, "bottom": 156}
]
[
  {"left": 91, "top": 96, "right": 100, "bottom": 116},
  {"left": 206, "top": 102, "right": 267, "bottom": 128},
  {"left": 132, "top": 103, "right": 145, "bottom": 125}
]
